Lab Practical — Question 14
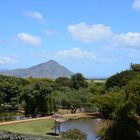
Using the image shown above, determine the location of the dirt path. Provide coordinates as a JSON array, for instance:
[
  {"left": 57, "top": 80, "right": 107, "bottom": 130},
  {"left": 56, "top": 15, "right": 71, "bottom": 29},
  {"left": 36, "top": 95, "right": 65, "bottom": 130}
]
[{"left": 0, "top": 112, "right": 99, "bottom": 126}]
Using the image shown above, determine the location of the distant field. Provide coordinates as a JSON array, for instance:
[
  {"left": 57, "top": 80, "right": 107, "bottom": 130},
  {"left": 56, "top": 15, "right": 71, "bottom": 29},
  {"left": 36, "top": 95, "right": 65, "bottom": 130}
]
[
  {"left": 93, "top": 79, "right": 106, "bottom": 83},
  {"left": 86, "top": 79, "right": 106, "bottom": 83}
]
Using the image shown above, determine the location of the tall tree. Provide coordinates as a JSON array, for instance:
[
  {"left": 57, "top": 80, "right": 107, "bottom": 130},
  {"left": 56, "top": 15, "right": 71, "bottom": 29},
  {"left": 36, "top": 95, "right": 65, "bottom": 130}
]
[
  {"left": 61, "top": 89, "right": 91, "bottom": 114},
  {"left": 70, "top": 73, "right": 88, "bottom": 90},
  {"left": 130, "top": 63, "right": 140, "bottom": 72},
  {"left": 21, "top": 81, "right": 53, "bottom": 116},
  {"left": 0, "top": 75, "right": 27, "bottom": 103}
]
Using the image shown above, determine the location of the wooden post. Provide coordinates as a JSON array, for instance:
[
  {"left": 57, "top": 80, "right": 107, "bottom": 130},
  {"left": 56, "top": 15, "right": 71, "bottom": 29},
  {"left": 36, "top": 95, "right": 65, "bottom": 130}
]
[
  {"left": 58, "top": 122, "right": 60, "bottom": 133},
  {"left": 55, "top": 121, "right": 57, "bottom": 133}
]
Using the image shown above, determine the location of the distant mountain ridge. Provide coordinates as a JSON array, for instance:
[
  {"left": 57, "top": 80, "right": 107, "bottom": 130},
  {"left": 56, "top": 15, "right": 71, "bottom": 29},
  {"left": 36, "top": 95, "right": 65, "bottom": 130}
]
[{"left": 0, "top": 60, "right": 73, "bottom": 79}]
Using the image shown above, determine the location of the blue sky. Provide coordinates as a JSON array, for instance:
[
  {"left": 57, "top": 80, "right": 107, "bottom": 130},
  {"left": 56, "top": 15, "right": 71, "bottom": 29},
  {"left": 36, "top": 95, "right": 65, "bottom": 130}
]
[{"left": 1, "top": 0, "right": 140, "bottom": 78}]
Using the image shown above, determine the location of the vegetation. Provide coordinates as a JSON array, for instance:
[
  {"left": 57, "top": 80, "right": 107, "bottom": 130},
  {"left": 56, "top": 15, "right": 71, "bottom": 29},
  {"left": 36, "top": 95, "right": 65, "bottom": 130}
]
[
  {"left": 91, "top": 91, "right": 122, "bottom": 119},
  {"left": 0, "top": 130, "right": 50, "bottom": 140},
  {"left": 0, "top": 119, "right": 54, "bottom": 136},
  {"left": 105, "top": 70, "right": 138, "bottom": 89},
  {"left": 98, "top": 102, "right": 140, "bottom": 140},
  {"left": 1, "top": 63, "right": 140, "bottom": 139},
  {"left": 0, "top": 73, "right": 89, "bottom": 118},
  {"left": 61, "top": 89, "right": 91, "bottom": 114},
  {"left": 0, "top": 75, "right": 27, "bottom": 103},
  {"left": 97, "top": 64, "right": 140, "bottom": 140},
  {"left": 61, "top": 129, "right": 87, "bottom": 140},
  {"left": 130, "top": 63, "right": 140, "bottom": 72},
  {"left": 21, "top": 80, "right": 53, "bottom": 117},
  {"left": 70, "top": 73, "right": 88, "bottom": 90}
]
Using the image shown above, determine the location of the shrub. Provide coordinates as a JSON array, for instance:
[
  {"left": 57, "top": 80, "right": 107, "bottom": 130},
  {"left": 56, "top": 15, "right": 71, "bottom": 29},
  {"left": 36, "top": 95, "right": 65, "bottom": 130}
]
[{"left": 61, "top": 128, "right": 87, "bottom": 140}]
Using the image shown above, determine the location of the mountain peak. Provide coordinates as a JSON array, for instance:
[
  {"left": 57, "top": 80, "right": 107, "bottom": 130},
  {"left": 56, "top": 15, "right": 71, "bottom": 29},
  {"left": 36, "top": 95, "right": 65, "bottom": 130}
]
[
  {"left": 0, "top": 60, "right": 73, "bottom": 79},
  {"left": 47, "top": 60, "right": 58, "bottom": 64}
]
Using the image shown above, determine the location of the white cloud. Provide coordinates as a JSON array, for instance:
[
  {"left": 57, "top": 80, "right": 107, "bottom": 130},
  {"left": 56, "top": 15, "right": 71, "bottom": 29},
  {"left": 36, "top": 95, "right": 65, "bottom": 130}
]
[
  {"left": 32, "top": 48, "right": 96, "bottom": 59},
  {"left": 67, "top": 22, "right": 112, "bottom": 43},
  {"left": 24, "top": 11, "right": 46, "bottom": 22},
  {"left": 0, "top": 56, "right": 18, "bottom": 65},
  {"left": 17, "top": 33, "right": 41, "bottom": 46},
  {"left": 56, "top": 48, "right": 96, "bottom": 59},
  {"left": 132, "top": 0, "right": 140, "bottom": 10},
  {"left": 114, "top": 32, "right": 140, "bottom": 48},
  {"left": 67, "top": 22, "right": 140, "bottom": 49},
  {"left": 44, "top": 30, "right": 55, "bottom": 36}
]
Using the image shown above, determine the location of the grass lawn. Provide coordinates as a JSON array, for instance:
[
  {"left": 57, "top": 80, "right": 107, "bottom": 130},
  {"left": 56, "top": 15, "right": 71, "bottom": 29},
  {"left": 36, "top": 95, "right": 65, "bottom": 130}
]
[
  {"left": 0, "top": 113, "right": 92, "bottom": 137},
  {"left": 0, "top": 118, "right": 54, "bottom": 136}
]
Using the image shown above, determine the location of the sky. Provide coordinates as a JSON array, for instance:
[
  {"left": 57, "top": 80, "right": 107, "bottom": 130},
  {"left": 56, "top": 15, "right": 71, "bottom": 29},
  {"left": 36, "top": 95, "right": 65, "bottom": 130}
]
[{"left": 1, "top": 0, "right": 140, "bottom": 78}]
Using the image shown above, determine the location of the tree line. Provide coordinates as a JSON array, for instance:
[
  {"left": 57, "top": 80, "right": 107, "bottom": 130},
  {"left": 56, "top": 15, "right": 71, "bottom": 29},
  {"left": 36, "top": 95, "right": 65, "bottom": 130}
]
[{"left": 0, "top": 73, "right": 90, "bottom": 117}]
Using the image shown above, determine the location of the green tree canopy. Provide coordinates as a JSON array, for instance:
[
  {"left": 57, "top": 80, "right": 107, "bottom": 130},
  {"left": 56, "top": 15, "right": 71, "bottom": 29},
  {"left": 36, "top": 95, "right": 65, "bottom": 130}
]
[
  {"left": 61, "top": 89, "right": 91, "bottom": 114},
  {"left": 125, "top": 74, "right": 140, "bottom": 115},
  {"left": 54, "top": 77, "right": 71, "bottom": 91},
  {"left": 21, "top": 80, "right": 53, "bottom": 116},
  {"left": 99, "top": 101, "right": 140, "bottom": 140},
  {"left": 91, "top": 91, "right": 122, "bottom": 119},
  {"left": 105, "top": 70, "right": 138, "bottom": 89},
  {"left": 130, "top": 63, "right": 140, "bottom": 72},
  {"left": 0, "top": 75, "right": 27, "bottom": 103},
  {"left": 70, "top": 73, "right": 88, "bottom": 90}
]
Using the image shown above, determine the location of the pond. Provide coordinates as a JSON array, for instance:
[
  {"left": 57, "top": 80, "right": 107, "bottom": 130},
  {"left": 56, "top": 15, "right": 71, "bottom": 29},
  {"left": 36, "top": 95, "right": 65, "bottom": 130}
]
[{"left": 59, "top": 118, "right": 101, "bottom": 140}]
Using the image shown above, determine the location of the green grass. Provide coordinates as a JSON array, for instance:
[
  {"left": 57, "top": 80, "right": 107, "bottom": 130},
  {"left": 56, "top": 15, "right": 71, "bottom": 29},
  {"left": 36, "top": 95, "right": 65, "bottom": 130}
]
[{"left": 0, "top": 119, "right": 54, "bottom": 136}]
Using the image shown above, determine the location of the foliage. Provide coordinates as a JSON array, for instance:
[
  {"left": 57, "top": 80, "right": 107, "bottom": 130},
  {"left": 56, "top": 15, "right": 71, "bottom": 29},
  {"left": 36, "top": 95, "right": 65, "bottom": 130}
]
[
  {"left": 105, "top": 70, "right": 138, "bottom": 89},
  {"left": 54, "top": 77, "right": 71, "bottom": 91},
  {"left": 0, "top": 75, "right": 27, "bottom": 85},
  {"left": 21, "top": 80, "right": 53, "bottom": 116},
  {"left": 88, "top": 82, "right": 99, "bottom": 94},
  {"left": 61, "top": 129, "right": 87, "bottom": 140},
  {"left": 0, "top": 91, "right": 4, "bottom": 112},
  {"left": 125, "top": 74, "right": 140, "bottom": 115},
  {"left": 130, "top": 63, "right": 140, "bottom": 72},
  {"left": 98, "top": 71, "right": 140, "bottom": 140},
  {"left": 70, "top": 73, "right": 88, "bottom": 90},
  {"left": 98, "top": 102, "right": 140, "bottom": 140},
  {"left": 61, "top": 89, "right": 91, "bottom": 114},
  {"left": 88, "top": 81, "right": 106, "bottom": 95},
  {"left": 0, "top": 130, "right": 51, "bottom": 140},
  {"left": 27, "top": 77, "right": 54, "bottom": 86},
  {"left": 0, "top": 75, "right": 27, "bottom": 103},
  {"left": 91, "top": 92, "right": 122, "bottom": 119}
]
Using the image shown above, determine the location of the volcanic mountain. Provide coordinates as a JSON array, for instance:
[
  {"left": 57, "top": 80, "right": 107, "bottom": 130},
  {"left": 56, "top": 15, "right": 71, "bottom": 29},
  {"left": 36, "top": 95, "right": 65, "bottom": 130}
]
[{"left": 0, "top": 60, "right": 73, "bottom": 79}]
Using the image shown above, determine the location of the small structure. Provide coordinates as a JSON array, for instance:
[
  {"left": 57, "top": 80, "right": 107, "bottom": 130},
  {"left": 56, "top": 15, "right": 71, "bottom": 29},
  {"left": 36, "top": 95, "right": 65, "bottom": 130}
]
[{"left": 51, "top": 113, "right": 65, "bottom": 133}]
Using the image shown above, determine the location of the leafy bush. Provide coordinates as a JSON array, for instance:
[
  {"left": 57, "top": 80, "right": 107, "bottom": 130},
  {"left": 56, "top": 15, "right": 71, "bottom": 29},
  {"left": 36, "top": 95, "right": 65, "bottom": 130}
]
[
  {"left": 105, "top": 70, "right": 138, "bottom": 89},
  {"left": 61, "top": 128, "right": 87, "bottom": 140},
  {"left": 98, "top": 102, "right": 140, "bottom": 140},
  {"left": 91, "top": 92, "right": 122, "bottom": 119},
  {"left": 0, "top": 130, "right": 49, "bottom": 140}
]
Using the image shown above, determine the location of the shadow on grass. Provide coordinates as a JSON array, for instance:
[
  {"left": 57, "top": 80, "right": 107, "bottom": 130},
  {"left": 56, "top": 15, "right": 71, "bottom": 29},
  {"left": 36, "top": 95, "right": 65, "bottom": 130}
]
[{"left": 46, "top": 132, "right": 59, "bottom": 136}]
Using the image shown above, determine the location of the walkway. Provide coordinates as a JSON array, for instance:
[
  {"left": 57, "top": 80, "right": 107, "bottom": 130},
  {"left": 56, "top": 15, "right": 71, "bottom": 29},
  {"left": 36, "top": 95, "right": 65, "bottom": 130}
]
[{"left": 0, "top": 112, "right": 99, "bottom": 126}]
